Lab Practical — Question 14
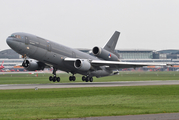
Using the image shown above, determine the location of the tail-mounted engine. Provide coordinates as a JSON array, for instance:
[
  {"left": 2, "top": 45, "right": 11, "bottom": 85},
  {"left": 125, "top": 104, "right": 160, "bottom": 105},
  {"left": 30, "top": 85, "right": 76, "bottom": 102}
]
[
  {"left": 22, "top": 59, "right": 45, "bottom": 71},
  {"left": 74, "top": 59, "right": 91, "bottom": 71},
  {"left": 92, "top": 46, "right": 119, "bottom": 61}
]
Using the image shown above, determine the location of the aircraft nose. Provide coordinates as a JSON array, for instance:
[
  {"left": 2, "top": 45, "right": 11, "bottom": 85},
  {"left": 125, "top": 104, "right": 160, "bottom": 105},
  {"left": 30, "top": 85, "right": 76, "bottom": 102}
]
[
  {"left": 6, "top": 37, "right": 19, "bottom": 50},
  {"left": 6, "top": 37, "right": 14, "bottom": 48}
]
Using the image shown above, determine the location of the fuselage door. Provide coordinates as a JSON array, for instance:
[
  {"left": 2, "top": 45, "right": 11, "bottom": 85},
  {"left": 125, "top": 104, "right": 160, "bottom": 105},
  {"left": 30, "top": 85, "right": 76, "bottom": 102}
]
[
  {"left": 23, "top": 36, "right": 38, "bottom": 57},
  {"left": 47, "top": 42, "right": 51, "bottom": 51},
  {"left": 25, "top": 36, "right": 29, "bottom": 45}
]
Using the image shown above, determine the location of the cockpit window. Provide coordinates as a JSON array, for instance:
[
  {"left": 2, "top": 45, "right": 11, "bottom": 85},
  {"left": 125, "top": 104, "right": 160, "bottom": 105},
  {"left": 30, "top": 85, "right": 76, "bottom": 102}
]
[
  {"left": 10, "top": 34, "right": 16, "bottom": 38},
  {"left": 10, "top": 34, "right": 21, "bottom": 39},
  {"left": 15, "top": 35, "right": 21, "bottom": 39}
]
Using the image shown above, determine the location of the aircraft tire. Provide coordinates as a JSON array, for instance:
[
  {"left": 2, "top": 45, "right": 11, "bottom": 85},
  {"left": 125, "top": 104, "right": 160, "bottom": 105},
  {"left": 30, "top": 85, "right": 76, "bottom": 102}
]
[
  {"left": 89, "top": 77, "right": 93, "bottom": 82},
  {"left": 49, "top": 76, "right": 53, "bottom": 81},
  {"left": 69, "top": 76, "right": 72, "bottom": 81},
  {"left": 57, "top": 77, "right": 60, "bottom": 82},
  {"left": 69, "top": 76, "right": 73, "bottom": 81},
  {"left": 72, "top": 76, "right": 76, "bottom": 81},
  {"left": 53, "top": 77, "right": 56, "bottom": 82},
  {"left": 82, "top": 76, "right": 86, "bottom": 81},
  {"left": 85, "top": 77, "right": 89, "bottom": 82}
]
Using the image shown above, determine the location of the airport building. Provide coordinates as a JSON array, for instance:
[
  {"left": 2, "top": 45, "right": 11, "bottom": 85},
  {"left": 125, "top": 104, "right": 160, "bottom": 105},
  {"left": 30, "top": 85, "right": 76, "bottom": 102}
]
[
  {"left": 1, "top": 49, "right": 179, "bottom": 71},
  {"left": 0, "top": 49, "right": 23, "bottom": 71},
  {"left": 117, "top": 49, "right": 154, "bottom": 59}
]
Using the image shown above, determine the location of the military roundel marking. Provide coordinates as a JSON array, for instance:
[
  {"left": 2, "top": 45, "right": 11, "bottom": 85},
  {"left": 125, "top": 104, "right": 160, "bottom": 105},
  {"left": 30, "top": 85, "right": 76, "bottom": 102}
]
[{"left": 108, "top": 54, "right": 111, "bottom": 58}]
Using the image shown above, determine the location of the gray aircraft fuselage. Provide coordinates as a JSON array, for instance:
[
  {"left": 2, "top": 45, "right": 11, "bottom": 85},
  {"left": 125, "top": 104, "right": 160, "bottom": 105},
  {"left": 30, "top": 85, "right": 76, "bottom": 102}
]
[{"left": 6, "top": 32, "right": 112, "bottom": 77}]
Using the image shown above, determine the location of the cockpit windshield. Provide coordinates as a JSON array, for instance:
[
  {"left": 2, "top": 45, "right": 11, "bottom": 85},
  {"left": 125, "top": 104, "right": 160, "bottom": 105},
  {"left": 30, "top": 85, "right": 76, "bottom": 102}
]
[
  {"left": 15, "top": 35, "right": 21, "bottom": 39},
  {"left": 10, "top": 34, "right": 21, "bottom": 39},
  {"left": 10, "top": 34, "right": 15, "bottom": 38}
]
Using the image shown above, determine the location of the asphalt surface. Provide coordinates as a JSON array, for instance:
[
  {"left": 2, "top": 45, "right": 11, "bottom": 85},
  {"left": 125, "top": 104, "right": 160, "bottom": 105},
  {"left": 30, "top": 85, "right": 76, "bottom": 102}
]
[
  {"left": 57, "top": 113, "right": 179, "bottom": 120},
  {"left": 0, "top": 80, "right": 179, "bottom": 90}
]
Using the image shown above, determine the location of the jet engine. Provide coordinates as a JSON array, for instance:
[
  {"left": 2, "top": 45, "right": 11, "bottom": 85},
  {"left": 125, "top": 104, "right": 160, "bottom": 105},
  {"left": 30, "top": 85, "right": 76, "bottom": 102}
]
[
  {"left": 92, "top": 46, "right": 119, "bottom": 61},
  {"left": 74, "top": 59, "right": 91, "bottom": 71},
  {"left": 22, "top": 59, "right": 45, "bottom": 71}
]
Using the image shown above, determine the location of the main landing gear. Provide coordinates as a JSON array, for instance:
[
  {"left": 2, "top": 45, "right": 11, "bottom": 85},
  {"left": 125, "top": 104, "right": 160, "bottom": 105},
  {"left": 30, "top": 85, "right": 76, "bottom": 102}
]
[
  {"left": 82, "top": 76, "right": 93, "bottom": 82},
  {"left": 69, "top": 75, "right": 76, "bottom": 81},
  {"left": 48, "top": 68, "right": 93, "bottom": 83},
  {"left": 49, "top": 68, "right": 60, "bottom": 82}
]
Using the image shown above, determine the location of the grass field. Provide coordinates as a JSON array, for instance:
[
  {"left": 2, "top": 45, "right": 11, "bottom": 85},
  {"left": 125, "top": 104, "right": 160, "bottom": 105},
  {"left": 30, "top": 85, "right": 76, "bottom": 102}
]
[
  {"left": 0, "top": 85, "right": 179, "bottom": 120},
  {"left": 0, "top": 71, "right": 179, "bottom": 120},
  {"left": 0, "top": 71, "right": 179, "bottom": 84}
]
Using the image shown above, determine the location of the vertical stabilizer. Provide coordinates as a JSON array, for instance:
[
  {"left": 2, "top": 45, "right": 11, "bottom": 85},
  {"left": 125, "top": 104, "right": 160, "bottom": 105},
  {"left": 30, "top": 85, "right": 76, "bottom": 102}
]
[{"left": 104, "top": 31, "right": 120, "bottom": 52}]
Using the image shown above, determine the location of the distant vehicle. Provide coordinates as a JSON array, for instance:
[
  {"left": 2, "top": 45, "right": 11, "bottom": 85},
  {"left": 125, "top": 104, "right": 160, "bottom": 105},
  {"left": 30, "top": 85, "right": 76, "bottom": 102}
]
[
  {"left": 6, "top": 31, "right": 167, "bottom": 82},
  {"left": 11, "top": 69, "right": 15, "bottom": 72},
  {"left": 0, "top": 61, "right": 4, "bottom": 69}
]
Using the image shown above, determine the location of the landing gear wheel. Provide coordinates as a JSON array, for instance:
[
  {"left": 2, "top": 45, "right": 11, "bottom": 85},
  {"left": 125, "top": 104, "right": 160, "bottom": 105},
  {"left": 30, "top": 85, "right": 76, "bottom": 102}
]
[
  {"left": 53, "top": 77, "right": 56, "bottom": 82},
  {"left": 49, "top": 76, "right": 53, "bottom": 81},
  {"left": 85, "top": 76, "right": 89, "bottom": 82},
  {"left": 49, "top": 67, "right": 61, "bottom": 82},
  {"left": 72, "top": 76, "right": 76, "bottom": 81},
  {"left": 57, "top": 77, "right": 60, "bottom": 82},
  {"left": 89, "top": 77, "right": 93, "bottom": 82},
  {"left": 69, "top": 76, "right": 72, "bottom": 81},
  {"left": 69, "top": 76, "right": 76, "bottom": 81},
  {"left": 82, "top": 76, "right": 86, "bottom": 81}
]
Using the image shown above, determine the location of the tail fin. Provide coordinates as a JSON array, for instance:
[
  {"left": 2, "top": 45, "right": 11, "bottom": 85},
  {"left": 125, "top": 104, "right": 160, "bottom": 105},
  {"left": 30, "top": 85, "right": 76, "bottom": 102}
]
[{"left": 104, "top": 31, "right": 120, "bottom": 52}]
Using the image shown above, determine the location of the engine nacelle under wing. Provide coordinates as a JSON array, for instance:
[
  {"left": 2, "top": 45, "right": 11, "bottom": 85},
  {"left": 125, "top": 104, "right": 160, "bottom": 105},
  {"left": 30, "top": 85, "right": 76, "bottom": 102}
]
[
  {"left": 22, "top": 59, "right": 45, "bottom": 71},
  {"left": 92, "top": 46, "right": 119, "bottom": 61},
  {"left": 74, "top": 59, "right": 91, "bottom": 71}
]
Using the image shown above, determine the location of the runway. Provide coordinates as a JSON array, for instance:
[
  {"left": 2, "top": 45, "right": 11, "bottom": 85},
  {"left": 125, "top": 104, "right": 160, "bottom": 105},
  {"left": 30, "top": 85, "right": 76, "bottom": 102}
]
[
  {"left": 0, "top": 80, "right": 179, "bottom": 90},
  {"left": 58, "top": 113, "right": 179, "bottom": 120}
]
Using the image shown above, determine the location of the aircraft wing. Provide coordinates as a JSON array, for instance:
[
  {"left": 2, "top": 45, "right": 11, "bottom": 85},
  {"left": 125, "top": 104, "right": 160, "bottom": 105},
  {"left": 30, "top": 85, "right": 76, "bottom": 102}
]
[
  {"left": 64, "top": 58, "right": 167, "bottom": 70},
  {"left": 91, "top": 60, "right": 167, "bottom": 69}
]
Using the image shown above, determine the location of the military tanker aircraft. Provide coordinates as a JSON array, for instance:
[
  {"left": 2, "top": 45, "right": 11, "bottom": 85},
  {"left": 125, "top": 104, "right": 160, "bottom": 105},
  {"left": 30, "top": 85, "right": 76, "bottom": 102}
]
[{"left": 6, "top": 31, "right": 167, "bottom": 82}]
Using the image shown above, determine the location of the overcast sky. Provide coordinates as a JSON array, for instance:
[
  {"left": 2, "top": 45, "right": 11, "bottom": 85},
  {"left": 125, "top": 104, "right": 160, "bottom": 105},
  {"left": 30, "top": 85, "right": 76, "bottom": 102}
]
[{"left": 0, "top": 0, "right": 179, "bottom": 51}]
